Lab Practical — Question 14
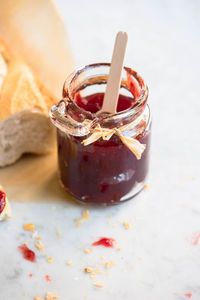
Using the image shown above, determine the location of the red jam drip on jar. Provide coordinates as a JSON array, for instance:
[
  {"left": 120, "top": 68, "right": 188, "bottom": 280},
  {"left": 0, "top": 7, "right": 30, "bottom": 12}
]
[
  {"left": 18, "top": 244, "right": 36, "bottom": 262},
  {"left": 92, "top": 237, "right": 116, "bottom": 247},
  {"left": 57, "top": 92, "right": 150, "bottom": 204},
  {"left": 0, "top": 190, "right": 6, "bottom": 214}
]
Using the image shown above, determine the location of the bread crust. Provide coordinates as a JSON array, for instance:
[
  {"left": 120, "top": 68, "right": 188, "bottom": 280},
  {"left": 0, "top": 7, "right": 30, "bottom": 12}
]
[
  {"left": 0, "top": 36, "right": 56, "bottom": 166},
  {"left": 0, "top": 0, "right": 74, "bottom": 98}
]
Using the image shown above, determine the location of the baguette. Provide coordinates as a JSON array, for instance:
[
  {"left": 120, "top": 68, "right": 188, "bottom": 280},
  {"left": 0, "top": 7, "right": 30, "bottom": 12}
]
[{"left": 0, "top": 37, "right": 56, "bottom": 167}]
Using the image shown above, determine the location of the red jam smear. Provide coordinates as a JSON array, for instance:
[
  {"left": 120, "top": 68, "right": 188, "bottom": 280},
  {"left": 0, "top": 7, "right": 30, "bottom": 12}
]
[
  {"left": 18, "top": 244, "right": 36, "bottom": 262},
  {"left": 185, "top": 294, "right": 192, "bottom": 298},
  {"left": 0, "top": 189, "right": 6, "bottom": 214},
  {"left": 92, "top": 237, "right": 116, "bottom": 247},
  {"left": 45, "top": 275, "right": 52, "bottom": 282}
]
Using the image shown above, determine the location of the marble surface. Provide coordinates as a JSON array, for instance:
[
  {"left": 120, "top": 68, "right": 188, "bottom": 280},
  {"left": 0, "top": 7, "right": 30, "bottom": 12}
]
[{"left": 1, "top": 0, "right": 200, "bottom": 299}]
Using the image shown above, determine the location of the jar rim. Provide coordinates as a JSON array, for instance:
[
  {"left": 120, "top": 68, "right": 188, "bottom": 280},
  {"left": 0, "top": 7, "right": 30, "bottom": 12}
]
[
  {"left": 63, "top": 62, "right": 148, "bottom": 122},
  {"left": 50, "top": 63, "right": 149, "bottom": 136}
]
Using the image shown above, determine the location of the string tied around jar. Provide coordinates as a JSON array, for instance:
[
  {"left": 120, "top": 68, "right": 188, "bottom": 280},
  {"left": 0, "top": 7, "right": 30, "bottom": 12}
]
[{"left": 82, "top": 116, "right": 146, "bottom": 160}]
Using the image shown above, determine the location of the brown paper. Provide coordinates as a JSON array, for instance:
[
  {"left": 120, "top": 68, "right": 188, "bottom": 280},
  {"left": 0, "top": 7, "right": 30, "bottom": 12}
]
[{"left": 0, "top": 0, "right": 74, "bottom": 99}]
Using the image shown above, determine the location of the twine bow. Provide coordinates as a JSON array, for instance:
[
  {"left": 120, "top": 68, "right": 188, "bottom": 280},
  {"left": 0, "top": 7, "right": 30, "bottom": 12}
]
[{"left": 82, "top": 120, "right": 146, "bottom": 160}]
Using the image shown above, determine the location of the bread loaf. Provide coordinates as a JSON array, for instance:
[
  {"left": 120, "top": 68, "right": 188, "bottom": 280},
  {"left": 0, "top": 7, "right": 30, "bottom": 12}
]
[{"left": 0, "top": 37, "right": 56, "bottom": 167}]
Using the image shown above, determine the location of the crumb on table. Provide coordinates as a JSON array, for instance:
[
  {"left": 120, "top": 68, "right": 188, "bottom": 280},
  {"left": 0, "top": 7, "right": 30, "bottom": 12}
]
[
  {"left": 24, "top": 223, "right": 35, "bottom": 231},
  {"left": 35, "top": 241, "right": 45, "bottom": 251},
  {"left": 45, "top": 292, "right": 59, "bottom": 300},
  {"left": 66, "top": 260, "right": 72, "bottom": 266},
  {"left": 123, "top": 222, "right": 131, "bottom": 230},
  {"left": 93, "top": 282, "right": 104, "bottom": 288},
  {"left": 84, "top": 248, "right": 93, "bottom": 253},
  {"left": 84, "top": 267, "right": 93, "bottom": 273},
  {"left": 47, "top": 257, "right": 53, "bottom": 263}
]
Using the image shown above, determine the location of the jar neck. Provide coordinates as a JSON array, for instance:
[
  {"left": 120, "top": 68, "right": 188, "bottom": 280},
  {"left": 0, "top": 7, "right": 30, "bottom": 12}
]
[{"left": 50, "top": 63, "right": 149, "bottom": 136}]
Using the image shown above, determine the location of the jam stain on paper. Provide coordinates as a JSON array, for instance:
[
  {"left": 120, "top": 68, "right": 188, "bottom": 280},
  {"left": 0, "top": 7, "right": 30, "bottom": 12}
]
[
  {"left": 92, "top": 237, "right": 116, "bottom": 248},
  {"left": 18, "top": 244, "right": 36, "bottom": 262}
]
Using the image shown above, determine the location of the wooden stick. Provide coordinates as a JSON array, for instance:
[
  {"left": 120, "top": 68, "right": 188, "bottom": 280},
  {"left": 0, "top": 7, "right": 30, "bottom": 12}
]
[{"left": 100, "top": 31, "right": 128, "bottom": 114}]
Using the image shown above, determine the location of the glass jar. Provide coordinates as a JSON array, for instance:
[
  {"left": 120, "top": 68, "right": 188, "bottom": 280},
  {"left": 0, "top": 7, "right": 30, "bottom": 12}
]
[{"left": 50, "top": 63, "right": 151, "bottom": 205}]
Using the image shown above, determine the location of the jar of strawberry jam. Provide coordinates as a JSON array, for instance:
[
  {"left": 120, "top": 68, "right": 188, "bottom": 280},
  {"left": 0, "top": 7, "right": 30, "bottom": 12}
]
[{"left": 50, "top": 63, "right": 151, "bottom": 205}]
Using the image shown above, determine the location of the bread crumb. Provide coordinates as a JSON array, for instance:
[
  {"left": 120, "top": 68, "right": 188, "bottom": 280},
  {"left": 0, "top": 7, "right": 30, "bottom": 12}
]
[
  {"left": 105, "top": 261, "right": 116, "bottom": 269},
  {"left": 82, "top": 210, "right": 89, "bottom": 218},
  {"left": 74, "top": 210, "right": 90, "bottom": 225},
  {"left": 31, "top": 231, "right": 38, "bottom": 238},
  {"left": 23, "top": 223, "right": 35, "bottom": 231},
  {"left": 36, "top": 237, "right": 41, "bottom": 241},
  {"left": 84, "top": 297, "right": 87, "bottom": 299},
  {"left": 24, "top": 292, "right": 28, "bottom": 296},
  {"left": 67, "top": 260, "right": 72, "bottom": 266},
  {"left": 47, "top": 257, "right": 53, "bottom": 263},
  {"left": 90, "top": 274, "right": 96, "bottom": 280},
  {"left": 45, "top": 292, "right": 59, "bottom": 300},
  {"left": 93, "top": 282, "right": 104, "bottom": 288},
  {"left": 101, "top": 256, "right": 106, "bottom": 260},
  {"left": 84, "top": 267, "right": 93, "bottom": 273},
  {"left": 34, "top": 297, "right": 43, "bottom": 300},
  {"left": 89, "top": 267, "right": 104, "bottom": 276},
  {"left": 80, "top": 216, "right": 90, "bottom": 223},
  {"left": 84, "top": 248, "right": 93, "bottom": 254},
  {"left": 123, "top": 222, "right": 131, "bottom": 230},
  {"left": 143, "top": 184, "right": 149, "bottom": 190},
  {"left": 35, "top": 241, "right": 45, "bottom": 251},
  {"left": 56, "top": 226, "right": 62, "bottom": 239},
  {"left": 138, "top": 257, "right": 143, "bottom": 260},
  {"left": 117, "top": 248, "right": 121, "bottom": 251},
  {"left": 96, "top": 268, "right": 103, "bottom": 274}
]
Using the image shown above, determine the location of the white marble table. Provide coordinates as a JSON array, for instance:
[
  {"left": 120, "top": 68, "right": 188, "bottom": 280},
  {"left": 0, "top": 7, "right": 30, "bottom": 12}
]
[{"left": 1, "top": 0, "right": 200, "bottom": 299}]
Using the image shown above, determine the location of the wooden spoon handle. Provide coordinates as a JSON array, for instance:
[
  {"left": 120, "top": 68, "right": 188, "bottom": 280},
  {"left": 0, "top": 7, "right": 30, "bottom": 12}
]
[{"left": 101, "top": 31, "right": 128, "bottom": 114}]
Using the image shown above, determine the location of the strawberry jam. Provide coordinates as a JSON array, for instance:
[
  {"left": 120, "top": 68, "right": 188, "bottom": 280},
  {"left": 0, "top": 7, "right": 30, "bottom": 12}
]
[
  {"left": 0, "top": 189, "right": 6, "bottom": 214},
  {"left": 50, "top": 63, "right": 151, "bottom": 204},
  {"left": 92, "top": 237, "right": 116, "bottom": 247},
  {"left": 18, "top": 244, "right": 36, "bottom": 262}
]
